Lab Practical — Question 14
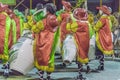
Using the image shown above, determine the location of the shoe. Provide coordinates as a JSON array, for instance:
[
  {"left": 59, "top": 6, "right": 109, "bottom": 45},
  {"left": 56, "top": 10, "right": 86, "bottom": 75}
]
[
  {"left": 46, "top": 76, "right": 51, "bottom": 80},
  {"left": 97, "top": 65, "right": 104, "bottom": 71},
  {"left": 86, "top": 66, "right": 92, "bottom": 74},
  {"left": 56, "top": 63, "right": 66, "bottom": 69},
  {"left": 76, "top": 75, "right": 86, "bottom": 80}
]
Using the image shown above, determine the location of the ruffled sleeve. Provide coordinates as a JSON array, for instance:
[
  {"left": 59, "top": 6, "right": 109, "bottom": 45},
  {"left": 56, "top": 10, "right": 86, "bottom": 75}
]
[
  {"left": 93, "top": 20, "right": 103, "bottom": 31},
  {"left": 66, "top": 21, "right": 78, "bottom": 32},
  {"left": 32, "top": 21, "right": 44, "bottom": 33}
]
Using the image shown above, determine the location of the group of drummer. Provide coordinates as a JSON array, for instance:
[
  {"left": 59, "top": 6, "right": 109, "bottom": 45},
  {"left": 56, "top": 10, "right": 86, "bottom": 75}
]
[{"left": 0, "top": 0, "right": 118, "bottom": 80}]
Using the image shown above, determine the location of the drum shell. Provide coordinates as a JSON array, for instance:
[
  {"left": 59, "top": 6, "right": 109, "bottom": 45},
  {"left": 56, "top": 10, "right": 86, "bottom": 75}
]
[
  {"left": 63, "top": 35, "right": 77, "bottom": 63},
  {"left": 10, "top": 38, "right": 34, "bottom": 75}
]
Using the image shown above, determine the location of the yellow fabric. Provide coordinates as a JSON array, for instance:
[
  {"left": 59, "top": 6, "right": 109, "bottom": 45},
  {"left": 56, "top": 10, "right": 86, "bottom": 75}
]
[
  {"left": 23, "top": 15, "right": 34, "bottom": 30},
  {"left": 35, "top": 60, "right": 54, "bottom": 72},
  {"left": 96, "top": 32, "right": 114, "bottom": 55},
  {"left": 0, "top": 54, "right": 9, "bottom": 62},
  {"left": 57, "top": 15, "right": 62, "bottom": 23},
  {"left": 23, "top": 22, "right": 30, "bottom": 30},
  {"left": 109, "top": 15, "right": 118, "bottom": 27},
  {"left": 88, "top": 13, "right": 95, "bottom": 25},
  {"left": 71, "top": 22, "right": 78, "bottom": 32},
  {"left": 66, "top": 22, "right": 78, "bottom": 33},
  {"left": 66, "top": 23, "right": 71, "bottom": 31},
  {"left": 32, "top": 21, "right": 44, "bottom": 33},
  {"left": 77, "top": 57, "right": 89, "bottom": 64},
  {"left": 109, "top": 15, "right": 119, "bottom": 31},
  {"left": 93, "top": 20, "right": 103, "bottom": 31}
]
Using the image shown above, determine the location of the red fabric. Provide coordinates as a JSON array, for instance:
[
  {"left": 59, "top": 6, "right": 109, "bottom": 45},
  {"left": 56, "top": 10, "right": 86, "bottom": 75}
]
[
  {"left": 62, "top": 1, "right": 72, "bottom": 12},
  {"left": 60, "top": 12, "right": 71, "bottom": 43},
  {"left": 0, "top": 14, "right": 6, "bottom": 54},
  {"left": 96, "top": 5, "right": 111, "bottom": 15},
  {"left": 35, "top": 14, "right": 58, "bottom": 66},
  {"left": 0, "top": 3, "right": 8, "bottom": 12},
  {"left": 73, "top": 8, "right": 88, "bottom": 20},
  {"left": 74, "top": 21, "right": 89, "bottom": 60},
  {"left": 98, "top": 17, "right": 113, "bottom": 51}
]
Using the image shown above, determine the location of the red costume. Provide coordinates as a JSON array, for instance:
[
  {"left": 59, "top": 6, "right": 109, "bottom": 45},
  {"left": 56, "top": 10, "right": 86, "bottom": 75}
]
[
  {"left": 34, "top": 14, "right": 58, "bottom": 72},
  {"left": 95, "top": 5, "right": 113, "bottom": 55}
]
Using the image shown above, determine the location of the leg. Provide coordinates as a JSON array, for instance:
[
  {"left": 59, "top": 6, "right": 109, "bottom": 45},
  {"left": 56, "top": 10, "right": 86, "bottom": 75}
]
[
  {"left": 95, "top": 45, "right": 104, "bottom": 71},
  {"left": 37, "top": 70, "right": 44, "bottom": 80},
  {"left": 77, "top": 62, "right": 86, "bottom": 80},
  {"left": 3, "top": 62, "right": 10, "bottom": 77},
  {"left": 46, "top": 72, "right": 51, "bottom": 80},
  {"left": 85, "top": 63, "right": 91, "bottom": 74},
  {"left": 98, "top": 54, "right": 104, "bottom": 70}
]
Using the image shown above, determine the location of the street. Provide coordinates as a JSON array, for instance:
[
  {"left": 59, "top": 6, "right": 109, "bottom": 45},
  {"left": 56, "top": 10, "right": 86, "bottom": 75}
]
[{"left": 0, "top": 60, "right": 120, "bottom": 80}]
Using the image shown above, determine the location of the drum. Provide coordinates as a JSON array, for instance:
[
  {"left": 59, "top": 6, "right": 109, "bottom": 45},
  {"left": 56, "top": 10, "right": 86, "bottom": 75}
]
[
  {"left": 88, "top": 35, "right": 96, "bottom": 60},
  {"left": 10, "top": 38, "right": 34, "bottom": 75},
  {"left": 63, "top": 34, "right": 77, "bottom": 64},
  {"left": 55, "top": 38, "right": 61, "bottom": 54}
]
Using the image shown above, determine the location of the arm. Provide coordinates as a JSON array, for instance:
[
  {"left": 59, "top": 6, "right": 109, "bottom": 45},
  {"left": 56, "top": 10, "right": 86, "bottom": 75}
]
[
  {"left": 66, "top": 21, "right": 78, "bottom": 32},
  {"left": 93, "top": 19, "right": 103, "bottom": 31}
]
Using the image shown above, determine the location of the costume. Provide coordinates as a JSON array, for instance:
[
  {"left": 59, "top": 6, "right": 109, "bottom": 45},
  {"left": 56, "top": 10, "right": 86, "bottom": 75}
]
[
  {"left": 57, "top": 1, "right": 78, "bottom": 67},
  {"left": 94, "top": 5, "right": 114, "bottom": 70},
  {"left": 33, "top": 3, "right": 59, "bottom": 80},
  {"left": 0, "top": 3, "right": 12, "bottom": 63},
  {"left": 66, "top": 8, "right": 89, "bottom": 79},
  {"left": 57, "top": 1, "right": 73, "bottom": 46}
]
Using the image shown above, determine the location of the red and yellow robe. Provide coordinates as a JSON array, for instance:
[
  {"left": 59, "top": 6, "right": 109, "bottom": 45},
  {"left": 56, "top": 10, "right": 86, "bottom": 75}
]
[
  {"left": 0, "top": 12, "right": 12, "bottom": 63},
  {"left": 33, "top": 14, "right": 58, "bottom": 72},
  {"left": 94, "top": 15, "right": 113, "bottom": 55},
  {"left": 57, "top": 12, "right": 72, "bottom": 46},
  {"left": 66, "top": 21, "right": 90, "bottom": 64}
]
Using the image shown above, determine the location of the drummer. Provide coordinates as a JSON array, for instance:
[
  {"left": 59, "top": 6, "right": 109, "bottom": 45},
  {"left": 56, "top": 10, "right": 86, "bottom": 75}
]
[
  {"left": 94, "top": 5, "right": 114, "bottom": 70},
  {"left": 33, "top": 3, "right": 59, "bottom": 80},
  {"left": 56, "top": 0, "right": 75, "bottom": 67},
  {"left": 66, "top": 8, "right": 90, "bottom": 80}
]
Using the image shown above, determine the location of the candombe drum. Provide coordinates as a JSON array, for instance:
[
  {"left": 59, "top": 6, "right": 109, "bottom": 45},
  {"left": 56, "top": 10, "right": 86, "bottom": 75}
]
[
  {"left": 63, "top": 34, "right": 77, "bottom": 64},
  {"left": 88, "top": 35, "right": 96, "bottom": 60},
  {"left": 9, "top": 30, "right": 34, "bottom": 75}
]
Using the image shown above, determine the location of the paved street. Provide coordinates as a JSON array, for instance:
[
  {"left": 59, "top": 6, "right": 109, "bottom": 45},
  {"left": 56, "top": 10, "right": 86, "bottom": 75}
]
[{"left": 0, "top": 60, "right": 120, "bottom": 80}]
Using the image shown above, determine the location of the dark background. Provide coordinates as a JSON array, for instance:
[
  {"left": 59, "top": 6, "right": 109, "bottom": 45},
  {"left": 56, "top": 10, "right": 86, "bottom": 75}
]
[{"left": 9, "top": 0, "right": 119, "bottom": 13}]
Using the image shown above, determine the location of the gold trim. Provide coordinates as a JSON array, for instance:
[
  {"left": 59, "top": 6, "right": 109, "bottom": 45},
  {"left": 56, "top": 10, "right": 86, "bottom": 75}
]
[{"left": 77, "top": 57, "right": 89, "bottom": 64}]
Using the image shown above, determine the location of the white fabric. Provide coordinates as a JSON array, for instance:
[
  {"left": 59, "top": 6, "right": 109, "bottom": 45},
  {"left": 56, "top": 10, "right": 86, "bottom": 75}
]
[
  {"left": 88, "top": 35, "right": 96, "bottom": 60},
  {"left": 55, "top": 38, "right": 61, "bottom": 54},
  {"left": 10, "top": 38, "right": 34, "bottom": 75},
  {"left": 63, "top": 34, "right": 77, "bottom": 63},
  {"left": 111, "top": 32, "right": 114, "bottom": 42}
]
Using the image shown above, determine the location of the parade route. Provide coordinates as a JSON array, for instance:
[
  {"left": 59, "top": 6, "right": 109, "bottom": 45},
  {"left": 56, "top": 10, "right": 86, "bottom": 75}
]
[{"left": 0, "top": 60, "right": 120, "bottom": 80}]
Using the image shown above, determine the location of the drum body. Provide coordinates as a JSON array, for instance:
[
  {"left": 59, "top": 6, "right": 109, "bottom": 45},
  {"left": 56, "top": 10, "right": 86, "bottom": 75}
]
[
  {"left": 63, "top": 34, "right": 77, "bottom": 64},
  {"left": 10, "top": 38, "right": 34, "bottom": 75},
  {"left": 88, "top": 35, "right": 96, "bottom": 60},
  {"left": 55, "top": 38, "right": 61, "bottom": 54}
]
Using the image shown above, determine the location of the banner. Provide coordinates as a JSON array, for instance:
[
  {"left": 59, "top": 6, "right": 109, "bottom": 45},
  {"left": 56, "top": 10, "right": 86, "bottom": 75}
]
[{"left": 0, "top": 0, "right": 16, "bottom": 5}]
